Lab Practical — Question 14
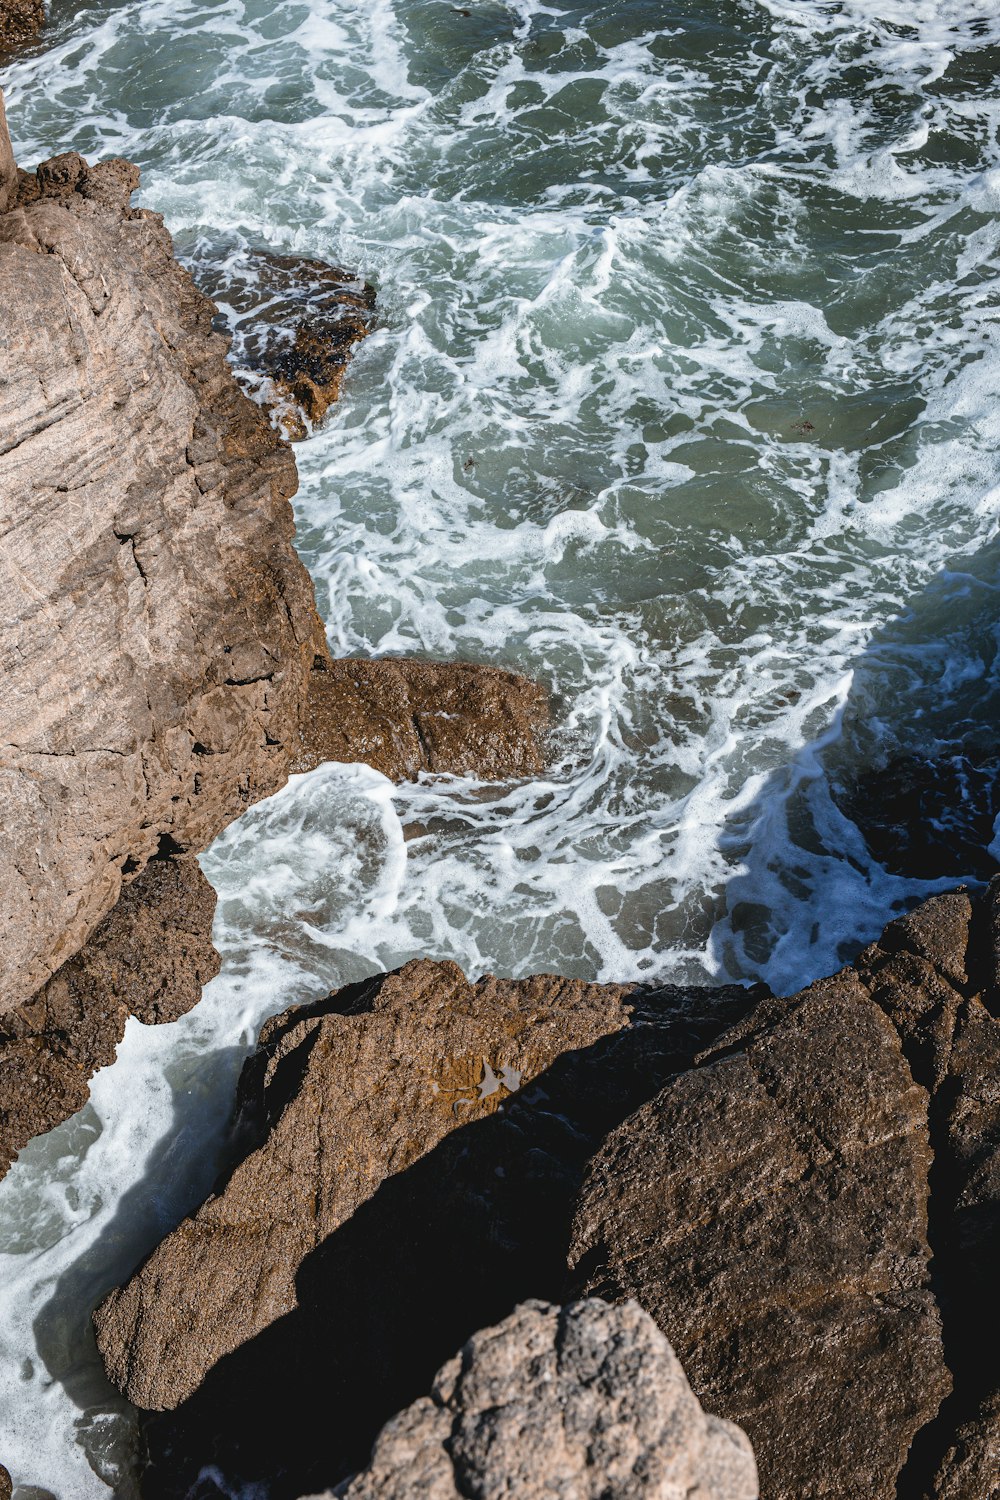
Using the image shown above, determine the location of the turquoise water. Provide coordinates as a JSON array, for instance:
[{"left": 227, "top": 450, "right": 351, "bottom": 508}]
[{"left": 1, "top": 0, "right": 999, "bottom": 1491}]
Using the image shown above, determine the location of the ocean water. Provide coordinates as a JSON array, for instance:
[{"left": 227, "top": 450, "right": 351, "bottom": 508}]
[{"left": 2, "top": 0, "right": 999, "bottom": 1492}]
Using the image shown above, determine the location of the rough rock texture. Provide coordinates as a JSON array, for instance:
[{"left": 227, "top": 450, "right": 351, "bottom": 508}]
[
  {"left": 94, "top": 961, "right": 634, "bottom": 1411},
  {"left": 0, "top": 116, "right": 326, "bottom": 1016},
  {"left": 0, "top": 1461, "right": 10, "bottom": 1500},
  {"left": 295, "top": 657, "right": 550, "bottom": 780},
  {"left": 189, "top": 248, "right": 376, "bottom": 440},
  {"left": 0, "top": 93, "right": 15, "bottom": 210},
  {"left": 0, "top": 0, "right": 43, "bottom": 50},
  {"left": 571, "top": 883, "right": 1000, "bottom": 1500},
  {"left": 98, "top": 968, "right": 757, "bottom": 1498},
  {"left": 330, "top": 1299, "right": 758, "bottom": 1500},
  {"left": 0, "top": 855, "right": 219, "bottom": 1178}
]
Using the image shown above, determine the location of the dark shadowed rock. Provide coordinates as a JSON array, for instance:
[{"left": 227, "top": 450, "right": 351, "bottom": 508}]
[
  {"left": 329, "top": 1299, "right": 758, "bottom": 1500},
  {"left": 0, "top": 120, "right": 326, "bottom": 1016},
  {"left": 570, "top": 882, "right": 1000, "bottom": 1500},
  {"left": 569, "top": 971, "right": 946, "bottom": 1500},
  {"left": 294, "top": 657, "right": 549, "bottom": 780},
  {"left": 0, "top": 1461, "right": 10, "bottom": 1500},
  {"left": 833, "top": 750, "right": 1000, "bottom": 882},
  {"left": 95, "top": 965, "right": 757, "bottom": 1497},
  {"left": 0, "top": 856, "right": 219, "bottom": 1179},
  {"left": 93, "top": 961, "right": 634, "bottom": 1412}
]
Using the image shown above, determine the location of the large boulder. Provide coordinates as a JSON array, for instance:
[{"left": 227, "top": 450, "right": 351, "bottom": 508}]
[
  {"left": 330, "top": 1299, "right": 758, "bottom": 1500},
  {"left": 0, "top": 113, "right": 327, "bottom": 1017},
  {"left": 570, "top": 883, "right": 1000, "bottom": 1500}
]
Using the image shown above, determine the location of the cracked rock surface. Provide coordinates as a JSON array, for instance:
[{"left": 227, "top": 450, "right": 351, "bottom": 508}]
[
  {"left": 327, "top": 1299, "right": 758, "bottom": 1500},
  {"left": 0, "top": 108, "right": 326, "bottom": 1017}
]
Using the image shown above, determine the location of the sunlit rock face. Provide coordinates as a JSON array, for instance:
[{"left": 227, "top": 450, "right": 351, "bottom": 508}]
[
  {"left": 330, "top": 1299, "right": 758, "bottom": 1500},
  {"left": 0, "top": 111, "right": 326, "bottom": 1018}
]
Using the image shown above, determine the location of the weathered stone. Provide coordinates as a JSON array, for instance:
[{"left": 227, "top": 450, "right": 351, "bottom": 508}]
[
  {"left": 0, "top": 1460, "right": 10, "bottom": 1500},
  {"left": 330, "top": 1299, "right": 758, "bottom": 1500},
  {"left": 98, "top": 970, "right": 756, "bottom": 1498},
  {"left": 570, "top": 884, "right": 1000, "bottom": 1500},
  {"left": 93, "top": 961, "right": 634, "bottom": 1412},
  {"left": 0, "top": 92, "right": 15, "bottom": 212},
  {"left": 0, "top": 0, "right": 43, "bottom": 50},
  {"left": 0, "top": 856, "right": 219, "bottom": 1179},
  {"left": 294, "top": 657, "right": 549, "bottom": 780},
  {"left": 0, "top": 129, "right": 327, "bottom": 1016},
  {"left": 190, "top": 248, "right": 376, "bottom": 440}
]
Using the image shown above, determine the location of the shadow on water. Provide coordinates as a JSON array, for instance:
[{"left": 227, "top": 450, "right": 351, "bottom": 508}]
[{"left": 713, "top": 532, "right": 1000, "bottom": 990}]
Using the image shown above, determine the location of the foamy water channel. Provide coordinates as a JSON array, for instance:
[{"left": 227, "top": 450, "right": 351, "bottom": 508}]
[{"left": 2, "top": 0, "right": 999, "bottom": 1491}]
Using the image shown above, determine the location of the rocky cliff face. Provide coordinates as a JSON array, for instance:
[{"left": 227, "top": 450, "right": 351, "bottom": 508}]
[
  {"left": 0, "top": 112, "right": 327, "bottom": 1018},
  {"left": 329, "top": 1299, "right": 758, "bottom": 1500}
]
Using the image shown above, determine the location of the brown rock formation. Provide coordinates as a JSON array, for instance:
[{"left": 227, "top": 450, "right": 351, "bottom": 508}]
[
  {"left": 295, "top": 657, "right": 549, "bottom": 780},
  {"left": 190, "top": 248, "right": 376, "bottom": 440},
  {"left": 570, "top": 883, "right": 1000, "bottom": 1500},
  {"left": 0, "top": 1461, "right": 10, "bottom": 1500},
  {"left": 0, "top": 106, "right": 326, "bottom": 1017},
  {"left": 330, "top": 1299, "right": 758, "bottom": 1500},
  {"left": 96, "top": 970, "right": 757, "bottom": 1498},
  {"left": 0, "top": 93, "right": 15, "bottom": 209},
  {"left": 93, "top": 960, "right": 635, "bottom": 1412},
  {"left": 0, "top": 0, "right": 43, "bottom": 50},
  {"left": 0, "top": 855, "right": 219, "bottom": 1178}
]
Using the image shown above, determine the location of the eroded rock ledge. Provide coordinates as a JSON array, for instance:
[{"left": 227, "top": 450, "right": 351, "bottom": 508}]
[{"left": 93, "top": 884, "right": 1000, "bottom": 1500}]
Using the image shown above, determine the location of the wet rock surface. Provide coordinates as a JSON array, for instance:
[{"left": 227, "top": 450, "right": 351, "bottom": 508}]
[
  {"left": 833, "top": 750, "right": 1000, "bottom": 881},
  {"left": 0, "top": 0, "right": 43, "bottom": 50},
  {"left": 95, "top": 964, "right": 756, "bottom": 1497},
  {"left": 190, "top": 247, "right": 376, "bottom": 439},
  {"left": 0, "top": 110, "right": 326, "bottom": 1017},
  {"left": 0, "top": 856, "right": 219, "bottom": 1180},
  {"left": 328, "top": 1299, "right": 758, "bottom": 1500},
  {"left": 294, "top": 656, "right": 550, "bottom": 781}
]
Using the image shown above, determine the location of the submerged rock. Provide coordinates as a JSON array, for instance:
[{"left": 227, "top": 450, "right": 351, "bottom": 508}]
[
  {"left": 0, "top": 103, "right": 326, "bottom": 1017},
  {"left": 191, "top": 247, "right": 376, "bottom": 440},
  {"left": 328, "top": 1299, "right": 758, "bottom": 1500},
  {"left": 0, "top": 856, "right": 219, "bottom": 1179},
  {"left": 295, "top": 656, "right": 550, "bottom": 780},
  {"left": 0, "top": 0, "right": 43, "bottom": 50}
]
